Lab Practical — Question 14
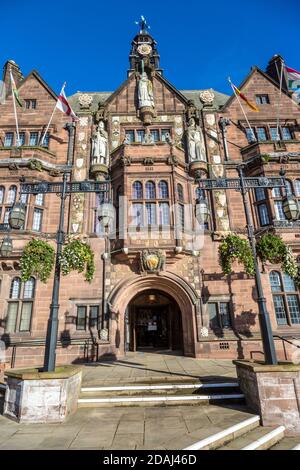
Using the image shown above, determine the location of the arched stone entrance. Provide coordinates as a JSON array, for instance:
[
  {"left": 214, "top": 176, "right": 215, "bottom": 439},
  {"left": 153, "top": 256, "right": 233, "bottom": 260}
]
[
  {"left": 127, "top": 290, "right": 183, "bottom": 352},
  {"left": 107, "top": 272, "right": 199, "bottom": 357}
]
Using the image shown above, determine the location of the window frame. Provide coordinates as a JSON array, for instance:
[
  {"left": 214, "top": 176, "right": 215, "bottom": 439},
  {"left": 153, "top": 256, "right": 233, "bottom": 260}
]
[
  {"left": 5, "top": 276, "right": 35, "bottom": 334},
  {"left": 270, "top": 270, "right": 300, "bottom": 326},
  {"left": 207, "top": 300, "right": 232, "bottom": 330}
]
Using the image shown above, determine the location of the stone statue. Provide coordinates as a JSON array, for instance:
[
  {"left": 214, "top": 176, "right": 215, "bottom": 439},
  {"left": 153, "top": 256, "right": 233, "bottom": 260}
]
[
  {"left": 187, "top": 118, "right": 206, "bottom": 162},
  {"left": 91, "top": 121, "right": 108, "bottom": 166},
  {"left": 138, "top": 72, "right": 154, "bottom": 108}
]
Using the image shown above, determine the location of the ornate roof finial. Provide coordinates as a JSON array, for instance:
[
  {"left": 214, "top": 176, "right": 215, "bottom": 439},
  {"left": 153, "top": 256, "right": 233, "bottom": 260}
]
[{"left": 135, "top": 15, "right": 150, "bottom": 34}]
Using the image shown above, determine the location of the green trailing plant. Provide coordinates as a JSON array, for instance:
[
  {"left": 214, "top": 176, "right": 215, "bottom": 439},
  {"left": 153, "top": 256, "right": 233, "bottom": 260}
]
[
  {"left": 261, "top": 153, "right": 271, "bottom": 164},
  {"left": 219, "top": 233, "right": 255, "bottom": 276},
  {"left": 256, "top": 233, "right": 299, "bottom": 282},
  {"left": 60, "top": 239, "right": 95, "bottom": 283},
  {"left": 20, "top": 239, "right": 55, "bottom": 283}
]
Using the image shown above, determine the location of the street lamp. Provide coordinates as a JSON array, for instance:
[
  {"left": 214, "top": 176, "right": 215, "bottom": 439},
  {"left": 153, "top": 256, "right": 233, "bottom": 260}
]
[
  {"left": 282, "top": 196, "right": 299, "bottom": 221},
  {"left": 0, "top": 236, "right": 13, "bottom": 257},
  {"left": 195, "top": 197, "right": 210, "bottom": 225},
  {"left": 98, "top": 203, "right": 114, "bottom": 338},
  {"left": 9, "top": 202, "right": 26, "bottom": 229},
  {"left": 196, "top": 168, "right": 286, "bottom": 365}
]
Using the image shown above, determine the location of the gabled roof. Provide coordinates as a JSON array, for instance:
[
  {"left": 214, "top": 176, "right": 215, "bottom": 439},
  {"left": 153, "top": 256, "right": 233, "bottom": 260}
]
[
  {"left": 68, "top": 72, "right": 229, "bottom": 113},
  {"left": 6, "top": 69, "right": 58, "bottom": 102},
  {"left": 221, "top": 66, "right": 297, "bottom": 111}
]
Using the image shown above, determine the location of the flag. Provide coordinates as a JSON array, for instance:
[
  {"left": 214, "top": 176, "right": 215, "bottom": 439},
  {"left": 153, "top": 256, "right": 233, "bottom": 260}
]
[
  {"left": 284, "top": 64, "right": 300, "bottom": 82},
  {"left": 10, "top": 70, "right": 22, "bottom": 107},
  {"left": 231, "top": 82, "right": 259, "bottom": 112},
  {"left": 56, "top": 84, "right": 79, "bottom": 121},
  {"left": 284, "top": 64, "right": 300, "bottom": 95}
]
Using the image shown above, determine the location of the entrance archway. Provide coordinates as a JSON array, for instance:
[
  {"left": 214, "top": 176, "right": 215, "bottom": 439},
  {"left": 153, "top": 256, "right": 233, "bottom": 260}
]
[
  {"left": 107, "top": 272, "right": 198, "bottom": 357},
  {"left": 127, "top": 290, "right": 183, "bottom": 352}
]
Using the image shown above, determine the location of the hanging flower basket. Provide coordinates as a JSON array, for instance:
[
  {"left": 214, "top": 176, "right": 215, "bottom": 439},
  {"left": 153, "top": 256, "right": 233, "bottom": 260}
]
[
  {"left": 219, "top": 233, "right": 255, "bottom": 276},
  {"left": 20, "top": 239, "right": 55, "bottom": 283},
  {"left": 256, "top": 233, "right": 299, "bottom": 282},
  {"left": 60, "top": 239, "right": 95, "bottom": 283}
]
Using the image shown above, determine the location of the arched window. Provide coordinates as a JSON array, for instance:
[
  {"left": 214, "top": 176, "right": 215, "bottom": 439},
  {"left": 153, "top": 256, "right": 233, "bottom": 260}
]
[
  {"left": 295, "top": 180, "right": 300, "bottom": 197},
  {"left": 23, "top": 277, "right": 35, "bottom": 299},
  {"left": 145, "top": 181, "right": 156, "bottom": 199},
  {"left": 6, "top": 276, "right": 35, "bottom": 333},
  {"left": 270, "top": 271, "right": 300, "bottom": 325},
  {"left": 177, "top": 184, "right": 184, "bottom": 202},
  {"left": 286, "top": 180, "right": 293, "bottom": 196},
  {"left": 6, "top": 185, "right": 17, "bottom": 204},
  {"left": 0, "top": 186, "right": 5, "bottom": 204},
  {"left": 132, "top": 181, "right": 143, "bottom": 199},
  {"left": 158, "top": 181, "right": 169, "bottom": 199},
  {"left": 9, "top": 277, "right": 21, "bottom": 299}
]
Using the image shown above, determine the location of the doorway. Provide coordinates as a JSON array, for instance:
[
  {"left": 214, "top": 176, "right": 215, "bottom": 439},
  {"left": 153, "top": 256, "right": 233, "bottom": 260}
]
[{"left": 126, "top": 290, "right": 183, "bottom": 352}]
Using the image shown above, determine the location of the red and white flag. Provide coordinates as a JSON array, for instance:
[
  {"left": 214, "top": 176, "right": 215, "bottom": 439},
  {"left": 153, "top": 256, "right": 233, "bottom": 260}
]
[
  {"left": 284, "top": 65, "right": 300, "bottom": 82},
  {"left": 56, "top": 83, "right": 79, "bottom": 121}
]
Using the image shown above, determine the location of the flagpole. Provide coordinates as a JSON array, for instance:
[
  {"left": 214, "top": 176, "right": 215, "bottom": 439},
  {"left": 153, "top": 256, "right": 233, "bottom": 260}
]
[
  {"left": 40, "top": 82, "right": 66, "bottom": 146},
  {"left": 228, "top": 77, "right": 257, "bottom": 142},
  {"left": 275, "top": 61, "right": 284, "bottom": 141},
  {"left": 10, "top": 69, "right": 20, "bottom": 147}
]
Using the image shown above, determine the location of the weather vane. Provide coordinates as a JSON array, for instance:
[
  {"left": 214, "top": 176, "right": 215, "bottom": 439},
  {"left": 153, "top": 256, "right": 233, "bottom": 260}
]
[{"left": 135, "top": 15, "right": 150, "bottom": 34}]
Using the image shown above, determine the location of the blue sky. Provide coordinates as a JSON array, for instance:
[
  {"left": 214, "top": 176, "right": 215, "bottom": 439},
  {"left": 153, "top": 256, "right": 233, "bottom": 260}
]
[{"left": 1, "top": 0, "right": 299, "bottom": 97}]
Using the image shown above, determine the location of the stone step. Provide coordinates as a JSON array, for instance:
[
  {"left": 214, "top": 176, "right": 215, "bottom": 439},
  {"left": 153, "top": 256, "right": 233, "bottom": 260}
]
[
  {"left": 80, "top": 382, "right": 240, "bottom": 397},
  {"left": 218, "top": 425, "right": 285, "bottom": 450},
  {"left": 270, "top": 438, "right": 300, "bottom": 450},
  {"left": 183, "top": 415, "right": 260, "bottom": 450},
  {"left": 78, "top": 392, "right": 245, "bottom": 407}
]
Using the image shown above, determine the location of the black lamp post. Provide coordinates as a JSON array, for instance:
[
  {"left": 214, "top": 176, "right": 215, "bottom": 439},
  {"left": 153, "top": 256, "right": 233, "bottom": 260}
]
[
  {"left": 19, "top": 137, "right": 110, "bottom": 371},
  {"left": 196, "top": 168, "right": 286, "bottom": 365}
]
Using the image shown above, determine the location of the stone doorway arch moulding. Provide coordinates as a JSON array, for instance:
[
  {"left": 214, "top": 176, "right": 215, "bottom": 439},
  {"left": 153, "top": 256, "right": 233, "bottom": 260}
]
[{"left": 107, "top": 271, "right": 201, "bottom": 357}]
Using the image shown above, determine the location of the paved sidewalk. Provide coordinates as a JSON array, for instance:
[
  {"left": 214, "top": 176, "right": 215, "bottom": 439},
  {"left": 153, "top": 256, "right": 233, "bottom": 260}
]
[
  {"left": 0, "top": 404, "right": 254, "bottom": 450},
  {"left": 0, "top": 353, "right": 242, "bottom": 450},
  {"left": 82, "top": 351, "right": 237, "bottom": 386}
]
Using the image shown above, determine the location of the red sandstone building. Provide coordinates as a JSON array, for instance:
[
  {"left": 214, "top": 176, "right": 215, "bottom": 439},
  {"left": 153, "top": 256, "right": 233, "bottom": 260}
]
[{"left": 0, "top": 24, "right": 300, "bottom": 368}]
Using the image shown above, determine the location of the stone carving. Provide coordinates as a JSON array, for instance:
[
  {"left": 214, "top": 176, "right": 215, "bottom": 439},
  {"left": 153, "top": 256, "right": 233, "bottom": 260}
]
[
  {"left": 95, "top": 103, "right": 107, "bottom": 124},
  {"left": 138, "top": 72, "right": 154, "bottom": 108},
  {"left": 140, "top": 249, "right": 165, "bottom": 273},
  {"left": 206, "top": 114, "right": 216, "bottom": 126},
  {"left": 120, "top": 155, "right": 131, "bottom": 166},
  {"left": 111, "top": 117, "right": 120, "bottom": 149},
  {"left": 199, "top": 90, "right": 215, "bottom": 105},
  {"left": 200, "top": 326, "right": 209, "bottom": 337},
  {"left": 143, "top": 158, "right": 154, "bottom": 166},
  {"left": 79, "top": 117, "right": 88, "bottom": 127},
  {"left": 78, "top": 94, "right": 93, "bottom": 109},
  {"left": 78, "top": 132, "right": 85, "bottom": 142},
  {"left": 187, "top": 118, "right": 206, "bottom": 162},
  {"left": 186, "top": 100, "right": 200, "bottom": 123},
  {"left": 91, "top": 121, "right": 108, "bottom": 166}
]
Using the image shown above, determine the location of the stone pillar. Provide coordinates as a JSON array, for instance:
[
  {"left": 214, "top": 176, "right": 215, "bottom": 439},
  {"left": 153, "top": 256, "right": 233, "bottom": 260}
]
[
  {"left": 234, "top": 360, "right": 300, "bottom": 436},
  {"left": 4, "top": 365, "right": 82, "bottom": 423}
]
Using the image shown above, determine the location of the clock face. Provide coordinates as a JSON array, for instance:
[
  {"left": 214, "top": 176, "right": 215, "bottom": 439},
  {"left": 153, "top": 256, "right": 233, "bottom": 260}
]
[{"left": 137, "top": 44, "right": 152, "bottom": 56}]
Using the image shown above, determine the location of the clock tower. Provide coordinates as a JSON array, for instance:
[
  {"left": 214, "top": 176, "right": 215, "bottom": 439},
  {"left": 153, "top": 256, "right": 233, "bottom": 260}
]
[{"left": 128, "top": 16, "right": 162, "bottom": 76}]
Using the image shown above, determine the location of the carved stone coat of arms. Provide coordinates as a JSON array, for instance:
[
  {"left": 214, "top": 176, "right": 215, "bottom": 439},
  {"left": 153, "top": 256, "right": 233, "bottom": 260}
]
[{"left": 140, "top": 249, "right": 165, "bottom": 273}]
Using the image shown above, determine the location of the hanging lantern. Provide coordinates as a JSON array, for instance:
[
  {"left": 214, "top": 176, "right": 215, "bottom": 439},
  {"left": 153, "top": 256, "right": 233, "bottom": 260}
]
[
  {"left": 97, "top": 203, "right": 115, "bottom": 228},
  {"left": 282, "top": 196, "right": 299, "bottom": 221},
  {"left": 0, "top": 237, "right": 13, "bottom": 257},
  {"left": 9, "top": 202, "right": 26, "bottom": 229},
  {"left": 195, "top": 198, "right": 210, "bottom": 224}
]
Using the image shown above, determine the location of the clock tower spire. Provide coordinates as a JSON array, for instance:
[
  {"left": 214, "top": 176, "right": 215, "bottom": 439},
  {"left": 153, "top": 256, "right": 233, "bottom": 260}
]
[{"left": 128, "top": 16, "right": 161, "bottom": 76}]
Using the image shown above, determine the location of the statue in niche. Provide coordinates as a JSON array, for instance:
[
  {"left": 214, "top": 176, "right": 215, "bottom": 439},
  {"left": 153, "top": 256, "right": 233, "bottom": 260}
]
[
  {"left": 138, "top": 72, "right": 155, "bottom": 108},
  {"left": 91, "top": 120, "right": 108, "bottom": 166},
  {"left": 187, "top": 118, "right": 206, "bottom": 162}
]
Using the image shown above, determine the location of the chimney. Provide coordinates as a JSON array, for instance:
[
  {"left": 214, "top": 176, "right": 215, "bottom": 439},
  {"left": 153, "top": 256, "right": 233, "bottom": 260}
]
[
  {"left": 266, "top": 54, "right": 288, "bottom": 91},
  {"left": 2, "top": 60, "right": 23, "bottom": 97}
]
